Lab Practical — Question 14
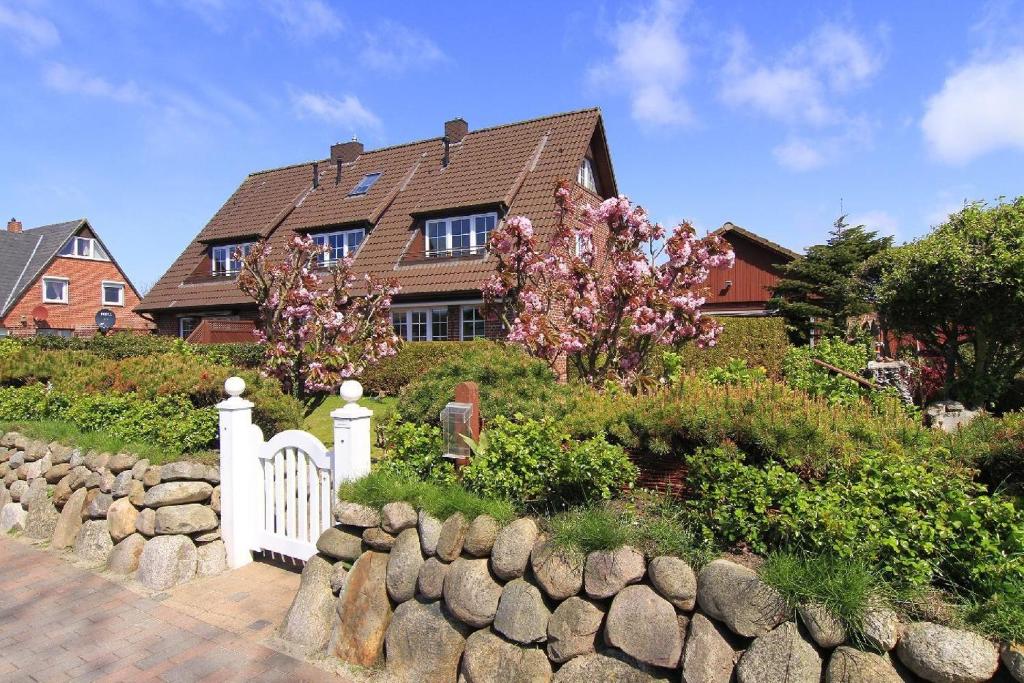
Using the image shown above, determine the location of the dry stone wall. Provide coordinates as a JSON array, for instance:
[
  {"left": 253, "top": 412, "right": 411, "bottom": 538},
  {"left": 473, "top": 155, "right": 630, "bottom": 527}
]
[
  {"left": 282, "top": 500, "right": 1017, "bottom": 683},
  {"left": 0, "top": 432, "right": 226, "bottom": 589}
]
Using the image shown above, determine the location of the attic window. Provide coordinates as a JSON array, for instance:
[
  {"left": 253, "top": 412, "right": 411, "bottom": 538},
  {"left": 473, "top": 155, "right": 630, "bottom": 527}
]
[
  {"left": 211, "top": 242, "right": 253, "bottom": 276},
  {"left": 577, "top": 158, "right": 598, "bottom": 193},
  {"left": 348, "top": 173, "right": 381, "bottom": 196},
  {"left": 426, "top": 212, "right": 496, "bottom": 258},
  {"left": 59, "top": 236, "right": 109, "bottom": 261}
]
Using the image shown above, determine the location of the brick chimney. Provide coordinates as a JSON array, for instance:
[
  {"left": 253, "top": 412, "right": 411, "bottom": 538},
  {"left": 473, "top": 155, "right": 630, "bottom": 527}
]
[
  {"left": 7, "top": 218, "right": 22, "bottom": 233},
  {"left": 444, "top": 118, "right": 468, "bottom": 144},
  {"left": 330, "top": 137, "right": 364, "bottom": 164}
]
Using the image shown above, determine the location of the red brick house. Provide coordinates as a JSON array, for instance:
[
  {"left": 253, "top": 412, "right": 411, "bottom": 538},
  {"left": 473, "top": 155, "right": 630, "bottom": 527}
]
[
  {"left": 703, "top": 222, "right": 798, "bottom": 316},
  {"left": 137, "top": 109, "right": 617, "bottom": 341},
  {"left": 0, "top": 218, "right": 151, "bottom": 337}
]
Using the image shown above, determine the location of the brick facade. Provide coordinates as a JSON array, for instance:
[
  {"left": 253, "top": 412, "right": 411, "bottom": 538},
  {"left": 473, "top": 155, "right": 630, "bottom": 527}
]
[{"left": 1, "top": 254, "right": 151, "bottom": 337}]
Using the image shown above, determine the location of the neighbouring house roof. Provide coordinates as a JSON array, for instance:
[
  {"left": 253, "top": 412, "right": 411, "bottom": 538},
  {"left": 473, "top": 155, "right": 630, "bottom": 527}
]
[
  {"left": 0, "top": 219, "right": 85, "bottom": 318},
  {"left": 713, "top": 222, "right": 800, "bottom": 260},
  {"left": 138, "top": 108, "right": 613, "bottom": 313}
]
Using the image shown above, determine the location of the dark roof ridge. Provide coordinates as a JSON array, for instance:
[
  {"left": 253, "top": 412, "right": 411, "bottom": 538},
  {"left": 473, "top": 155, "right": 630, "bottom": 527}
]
[
  {"left": 467, "top": 107, "right": 600, "bottom": 136},
  {"left": 715, "top": 222, "right": 800, "bottom": 259}
]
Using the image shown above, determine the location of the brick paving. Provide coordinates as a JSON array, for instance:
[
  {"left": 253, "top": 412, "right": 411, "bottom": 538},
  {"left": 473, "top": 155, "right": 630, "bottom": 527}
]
[{"left": 0, "top": 538, "right": 355, "bottom": 682}]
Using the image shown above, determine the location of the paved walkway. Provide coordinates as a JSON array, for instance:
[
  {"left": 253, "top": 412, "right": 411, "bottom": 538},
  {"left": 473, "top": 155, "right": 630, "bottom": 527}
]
[{"left": 0, "top": 538, "right": 355, "bottom": 683}]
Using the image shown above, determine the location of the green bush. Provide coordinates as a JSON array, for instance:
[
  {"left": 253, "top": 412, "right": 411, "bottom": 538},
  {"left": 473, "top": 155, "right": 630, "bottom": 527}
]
[
  {"left": 460, "top": 416, "right": 636, "bottom": 509},
  {"left": 338, "top": 470, "right": 516, "bottom": 523},
  {"left": 684, "top": 444, "right": 1024, "bottom": 591},
  {"left": 948, "top": 412, "right": 1024, "bottom": 495},
  {"left": 16, "top": 332, "right": 263, "bottom": 366},
  {"left": 698, "top": 358, "right": 767, "bottom": 387},
  {"left": 664, "top": 316, "right": 790, "bottom": 378},
  {"left": 395, "top": 343, "right": 575, "bottom": 426},
  {"left": 358, "top": 342, "right": 468, "bottom": 396},
  {"left": 375, "top": 422, "right": 454, "bottom": 485},
  {"left": 782, "top": 337, "right": 871, "bottom": 405},
  {"left": 0, "top": 385, "right": 217, "bottom": 454}
]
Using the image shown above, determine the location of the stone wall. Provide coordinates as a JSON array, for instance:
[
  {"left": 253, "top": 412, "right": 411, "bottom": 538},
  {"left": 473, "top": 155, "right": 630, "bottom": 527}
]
[
  {"left": 282, "top": 500, "right": 1019, "bottom": 683},
  {"left": 0, "top": 431, "right": 226, "bottom": 589}
]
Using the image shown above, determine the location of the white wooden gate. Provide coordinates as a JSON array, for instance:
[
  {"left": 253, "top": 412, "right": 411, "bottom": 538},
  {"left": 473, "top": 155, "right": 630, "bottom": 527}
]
[
  {"left": 217, "top": 377, "right": 373, "bottom": 568},
  {"left": 255, "top": 430, "right": 334, "bottom": 561}
]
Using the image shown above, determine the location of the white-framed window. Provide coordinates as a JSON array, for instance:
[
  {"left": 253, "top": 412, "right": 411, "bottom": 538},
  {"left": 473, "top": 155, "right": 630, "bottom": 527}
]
[
  {"left": 41, "top": 276, "right": 69, "bottom": 303},
  {"left": 101, "top": 281, "right": 125, "bottom": 306},
  {"left": 391, "top": 308, "right": 450, "bottom": 341},
  {"left": 313, "top": 228, "right": 365, "bottom": 266},
  {"left": 574, "top": 233, "right": 593, "bottom": 258},
  {"left": 211, "top": 243, "right": 252, "bottom": 276},
  {"left": 577, "top": 157, "right": 598, "bottom": 193},
  {"left": 58, "top": 236, "right": 109, "bottom": 261},
  {"left": 348, "top": 173, "right": 381, "bottom": 196},
  {"left": 425, "top": 212, "right": 497, "bottom": 258},
  {"left": 178, "top": 317, "right": 199, "bottom": 339},
  {"left": 461, "top": 306, "right": 486, "bottom": 340}
]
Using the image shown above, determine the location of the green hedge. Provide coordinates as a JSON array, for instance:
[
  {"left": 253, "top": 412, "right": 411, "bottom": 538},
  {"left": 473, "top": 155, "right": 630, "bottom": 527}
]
[
  {"left": 668, "top": 316, "right": 790, "bottom": 378},
  {"left": 0, "top": 385, "right": 217, "bottom": 454},
  {"left": 15, "top": 333, "right": 263, "bottom": 367},
  {"left": 357, "top": 342, "right": 468, "bottom": 396}
]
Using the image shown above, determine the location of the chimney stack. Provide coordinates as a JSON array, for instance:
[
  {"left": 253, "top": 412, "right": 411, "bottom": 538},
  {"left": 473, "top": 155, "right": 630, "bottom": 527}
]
[
  {"left": 330, "top": 136, "right": 364, "bottom": 164},
  {"left": 7, "top": 218, "right": 22, "bottom": 233},
  {"left": 444, "top": 118, "right": 468, "bottom": 144}
]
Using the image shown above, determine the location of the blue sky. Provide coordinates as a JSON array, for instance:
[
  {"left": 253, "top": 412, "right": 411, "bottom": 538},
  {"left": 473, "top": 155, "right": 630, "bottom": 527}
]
[{"left": 1, "top": 0, "right": 1023, "bottom": 291}]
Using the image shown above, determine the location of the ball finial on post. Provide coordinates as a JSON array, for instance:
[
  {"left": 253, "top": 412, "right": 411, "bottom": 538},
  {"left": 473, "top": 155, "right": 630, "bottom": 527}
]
[
  {"left": 224, "top": 376, "right": 246, "bottom": 398},
  {"left": 340, "top": 379, "right": 363, "bottom": 405}
]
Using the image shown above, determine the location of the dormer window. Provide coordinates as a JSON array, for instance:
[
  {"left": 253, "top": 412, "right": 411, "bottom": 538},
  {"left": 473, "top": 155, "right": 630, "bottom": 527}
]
[
  {"left": 58, "top": 236, "right": 109, "bottom": 261},
  {"left": 348, "top": 173, "right": 381, "bottom": 196},
  {"left": 578, "top": 157, "right": 598, "bottom": 193},
  {"left": 313, "top": 228, "right": 365, "bottom": 265},
  {"left": 425, "top": 212, "right": 497, "bottom": 258},
  {"left": 211, "top": 242, "right": 252, "bottom": 276}
]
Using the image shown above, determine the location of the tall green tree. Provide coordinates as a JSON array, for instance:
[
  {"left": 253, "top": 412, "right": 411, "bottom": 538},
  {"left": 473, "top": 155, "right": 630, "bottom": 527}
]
[
  {"left": 769, "top": 216, "right": 893, "bottom": 344},
  {"left": 868, "top": 197, "right": 1024, "bottom": 407}
]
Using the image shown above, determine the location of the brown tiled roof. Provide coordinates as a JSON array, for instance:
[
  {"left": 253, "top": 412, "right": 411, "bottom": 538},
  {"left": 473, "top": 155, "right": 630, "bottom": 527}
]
[
  {"left": 714, "top": 222, "right": 800, "bottom": 260},
  {"left": 138, "top": 108, "right": 608, "bottom": 313}
]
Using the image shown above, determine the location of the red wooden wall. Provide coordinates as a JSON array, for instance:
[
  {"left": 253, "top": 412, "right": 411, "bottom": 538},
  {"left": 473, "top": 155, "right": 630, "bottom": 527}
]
[{"left": 704, "top": 231, "right": 792, "bottom": 313}]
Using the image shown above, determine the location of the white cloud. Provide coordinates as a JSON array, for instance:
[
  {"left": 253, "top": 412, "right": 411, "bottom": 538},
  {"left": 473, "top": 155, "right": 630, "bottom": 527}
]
[
  {"left": 43, "top": 62, "right": 147, "bottom": 104},
  {"left": 291, "top": 90, "right": 381, "bottom": 131},
  {"left": 263, "top": 0, "right": 342, "bottom": 39},
  {"left": 589, "top": 0, "right": 694, "bottom": 127},
  {"left": 847, "top": 209, "right": 900, "bottom": 239},
  {"left": 921, "top": 51, "right": 1024, "bottom": 164},
  {"left": 0, "top": 2, "right": 59, "bottom": 52},
  {"left": 721, "top": 24, "right": 881, "bottom": 127},
  {"left": 360, "top": 20, "right": 445, "bottom": 73},
  {"left": 772, "top": 117, "right": 872, "bottom": 172},
  {"left": 773, "top": 138, "right": 826, "bottom": 171}
]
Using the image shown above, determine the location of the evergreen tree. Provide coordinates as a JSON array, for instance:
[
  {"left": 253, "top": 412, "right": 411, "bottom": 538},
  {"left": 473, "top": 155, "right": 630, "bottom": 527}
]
[{"left": 768, "top": 216, "right": 892, "bottom": 344}]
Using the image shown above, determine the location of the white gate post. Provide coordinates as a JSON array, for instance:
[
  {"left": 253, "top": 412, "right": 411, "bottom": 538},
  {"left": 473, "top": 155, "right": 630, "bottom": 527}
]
[
  {"left": 331, "top": 380, "right": 373, "bottom": 494},
  {"left": 218, "top": 376, "right": 255, "bottom": 569}
]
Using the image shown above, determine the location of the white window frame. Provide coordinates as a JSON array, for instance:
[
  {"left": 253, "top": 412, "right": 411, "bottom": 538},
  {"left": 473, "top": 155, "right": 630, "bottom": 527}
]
[
  {"left": 41, "top": 276, "right": 69, "bottom": 304},
  {"left": 100, "top": 280, "right": 125, "bottom": 306},
  {"left": 313, "top": 228, "right": 365, "bottom": 266},
  {"left": 348, "top": 172, "right": 382, "bottom": 196},
  {"left": 211, "top": 243, "right": 252, "bottom": 276},
  {"left": 460, "top": 305, "right": 486, "bottom": 341},
  {"left": 425, "top": 212, "right": 497, "bottom": 258},
  {"left": 58, "top": 236, "right": 109, "bottom": 261},
  {"left": 178, "top": 316, "right": 199, "bottom": 339},
  {"left": 391, "top": 307, "right": 451, "bottom": 341},
  {"left": 578, "top": 157, "right": 597, "bottom": 193}
]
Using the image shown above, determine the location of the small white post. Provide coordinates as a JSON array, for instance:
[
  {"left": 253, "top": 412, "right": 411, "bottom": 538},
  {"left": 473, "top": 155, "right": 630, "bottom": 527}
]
[
  {"left": 331, "top": 380, "right": 372, "bottom": 493},
  {"left": 218, "top": 376, "right": 255, "bottom": 569}
]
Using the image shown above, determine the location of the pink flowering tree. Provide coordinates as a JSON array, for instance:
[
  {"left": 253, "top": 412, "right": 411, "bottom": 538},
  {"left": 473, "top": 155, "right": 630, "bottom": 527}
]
[
  {"left": 237, "top": 235, "right": 400, "bottom": 399},
  {"left": 484, "top": 180, "right": 735, "bottom": 388}
]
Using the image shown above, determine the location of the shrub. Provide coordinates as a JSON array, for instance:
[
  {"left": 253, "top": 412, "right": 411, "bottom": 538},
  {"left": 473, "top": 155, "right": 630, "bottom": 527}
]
[
  {"left": 16, "top": 332, "right": 263, "bottom": 366},
  {"left": 0, "top": 385, "right": 217, "bottom": 454},
  {"left": 698, "top": 358, "right": 767, "bottom": 387},
  {"left": 760, "top": 551, "right": 882, "bottom": 643},
  {"left": 358, "top": 342, "right": 467, "bottom": 396},
  {"left": 664, "top": 316, "right": 790, "bottom": 378},
  {"left": 460, "top": 415, "right": 636, "bottom": 509},
  {"left": 782, "top": 337, "right": 871, "bottom": 405},
  {"left": 374, "top": 422, "right": 454, "bottom": 485},
  {"left": 395, "top": 343, "right": 575, "bottom": 426},
  {"left": 337, "top": 470, "right": 516, "bottom": 523},
  {"left": 949, "top": 412, "right": 1024, "bottom": 495}
]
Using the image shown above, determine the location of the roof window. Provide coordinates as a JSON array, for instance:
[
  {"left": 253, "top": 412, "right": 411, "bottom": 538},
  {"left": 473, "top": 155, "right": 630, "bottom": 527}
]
[{"left": 348, "top": 172, "right": 381, "bottom": 196}]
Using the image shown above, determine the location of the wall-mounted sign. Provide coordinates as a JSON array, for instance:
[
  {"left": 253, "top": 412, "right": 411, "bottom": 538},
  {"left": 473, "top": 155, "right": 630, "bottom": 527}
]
[{"left": 95, "top": 309, "right": 116, "bottom": 332}]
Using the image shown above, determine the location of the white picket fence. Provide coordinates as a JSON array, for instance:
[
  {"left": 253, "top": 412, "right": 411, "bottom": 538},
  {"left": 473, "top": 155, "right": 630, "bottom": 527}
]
[{"left": 217, "top": 377, "right": 372, "bottom": 568}]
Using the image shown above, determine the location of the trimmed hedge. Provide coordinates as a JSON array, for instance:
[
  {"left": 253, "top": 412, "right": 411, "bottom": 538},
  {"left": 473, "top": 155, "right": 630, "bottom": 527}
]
[
  {"left": 669, "top": 316, "right": 790, "bottom": 378},
  {"left": 15, "top": 333, "right": 263, "bottom": 367},
  {"left": 357, "top": 342, "right": 468, "bottom": 396}
]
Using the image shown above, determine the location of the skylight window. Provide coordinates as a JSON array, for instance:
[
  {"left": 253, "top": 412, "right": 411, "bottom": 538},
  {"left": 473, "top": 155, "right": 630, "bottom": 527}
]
[{"left": 348, "top": 172, "right": 381, "bottom": 196}]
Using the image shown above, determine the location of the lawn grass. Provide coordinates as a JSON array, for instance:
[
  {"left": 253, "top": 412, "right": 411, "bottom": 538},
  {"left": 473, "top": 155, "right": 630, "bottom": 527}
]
[
  {"left": 0, "top": 419, "right": 212, "bottom": 465},
  {"left": 338, "top": 469, "right": 516, "bottom": 523},
  {"left": 302, "top": 394, "right": 397, "bottom": 454},
  {"left": 759, "top": 551, "right": 882, "bottom": 642}
]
